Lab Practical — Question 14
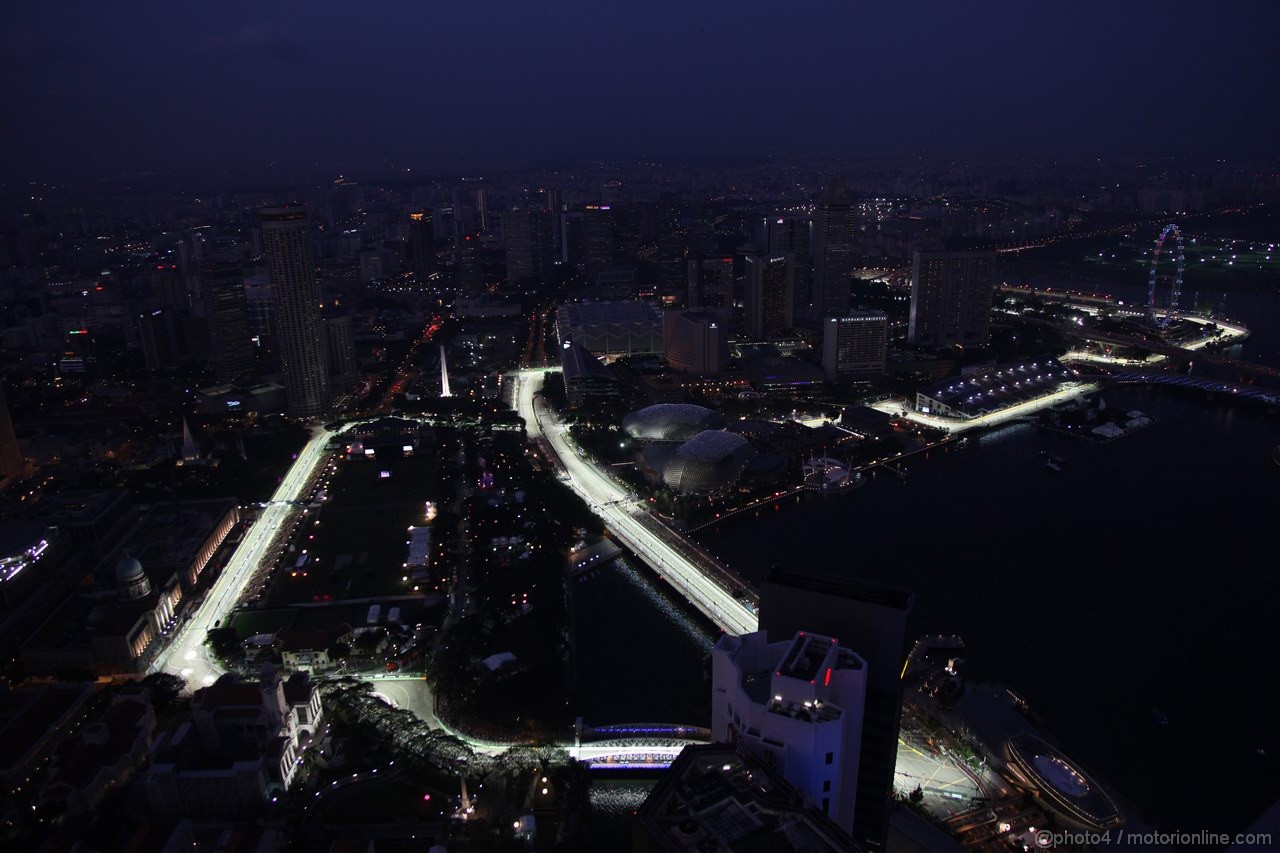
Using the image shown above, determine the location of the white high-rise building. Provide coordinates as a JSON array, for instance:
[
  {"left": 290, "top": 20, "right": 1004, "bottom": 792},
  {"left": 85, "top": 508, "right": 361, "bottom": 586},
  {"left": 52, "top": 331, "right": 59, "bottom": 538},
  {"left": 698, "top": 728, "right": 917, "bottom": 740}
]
[
  {"left": 261, "top": 205, "right": 328, "bottom": 418},
  {"left": 822, "top": 312, "right": 887, "bottom": 383},
  {"left": 712, "top": 630, "right": 867, "bottom": 833}
]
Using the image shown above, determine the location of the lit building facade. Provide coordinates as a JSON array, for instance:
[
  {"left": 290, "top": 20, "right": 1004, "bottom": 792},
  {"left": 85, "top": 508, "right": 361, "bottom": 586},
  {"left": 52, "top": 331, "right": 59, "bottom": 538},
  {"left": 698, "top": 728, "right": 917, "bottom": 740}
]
[
  {"left": 261, "top": 205, "right": 328, "bottom": 418},
  {"left": 712, "top": 630, "right": 867, "bottom": 833},
  {"left": 822, "top": 312, "right": 887, "bottom": 382},
  {"left": 745, "top": 254, "right": 794, "bottom": 339},
  {"left": 664, "top": 308, "right": 730, "bottom": 374},
  {"left": 907, "top": 249, "right": 996, "bottom": 349}
]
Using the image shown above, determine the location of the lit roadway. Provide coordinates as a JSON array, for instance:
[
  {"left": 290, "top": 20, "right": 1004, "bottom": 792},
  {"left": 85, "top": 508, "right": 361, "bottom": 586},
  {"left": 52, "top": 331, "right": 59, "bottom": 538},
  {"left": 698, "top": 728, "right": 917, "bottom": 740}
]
[
  {"left": 151, "top": 425, "right": 336, "bottom": 688},
  {"left": 869, "top": 382, "right": 1099, "bottom": 435},
  {"left": 511, "top": 369, "right": 757, "bottom": 637}
]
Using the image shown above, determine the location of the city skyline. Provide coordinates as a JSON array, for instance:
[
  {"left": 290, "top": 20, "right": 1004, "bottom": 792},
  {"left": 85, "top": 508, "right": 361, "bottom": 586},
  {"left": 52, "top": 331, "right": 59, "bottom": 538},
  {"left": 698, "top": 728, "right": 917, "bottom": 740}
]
[
  {"left": 3, "top": 2, "right": 1279, "bottom": 181},
  {"left": 1, "top": 4, "right": 1278, "bottom": 850}
]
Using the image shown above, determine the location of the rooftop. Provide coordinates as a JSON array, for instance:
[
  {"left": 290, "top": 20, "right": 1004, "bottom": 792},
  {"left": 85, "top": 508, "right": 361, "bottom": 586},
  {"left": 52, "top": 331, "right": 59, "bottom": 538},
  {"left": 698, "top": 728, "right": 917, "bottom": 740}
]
[{"left": 635, "top": 743, "right": 858, "bottom": 852}]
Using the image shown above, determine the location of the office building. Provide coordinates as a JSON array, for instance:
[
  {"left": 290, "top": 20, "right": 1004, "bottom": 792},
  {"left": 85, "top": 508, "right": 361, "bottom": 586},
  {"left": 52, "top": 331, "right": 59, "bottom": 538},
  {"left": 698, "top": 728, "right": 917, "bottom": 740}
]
[
  {"left": 594, "top": 266, "right": 637, "bottom": 301},
  {"left": 812, "top": 179, "right": 854, "bottom": 317},
  {"left": 664, "top": 308, "right": 730, "bottom": 374},
  {"left": 136, "top": 308, "right": 183, "bottom": 372},
  {"left": 473, "top": 186, "right": 489, "bottom": 233},
  {"left": 822, "top": 312, "right": 887, "bottom": 383},
  {"left": 409, "top": 209, "right": 435, "bottom": 282},
  {"left": 763, "top": 215, "right": 810, "bottom": 259},
  {"left": 322, "top": 311, "right": 358, "bottom": 384},
  {"left": 503, "top": 208, "right": 554, "bottom": 283},
  {"left": 582, "top": 204, "right": 614, "bottom": 281},
  {"left": 745, "top": 254, "right": 793, "bottom": 339},
  {"left": 908, "top": 249, "right": 996, "bottom": 348},
  {"left": 561, "top": 342, "right": 621, "bottom": 410},
  {"left": 760, "top": 566, "right": 914, "bottom": 851},
  {"left": 712, "top": 630, "right": 867, "bottom": 832},
  {"left": 687, "top": 204, "right": 718, "bottom": 258},
  {"left": 687, "top": 256, "right": 733, "bottom": 309},
  {"left": 656, "top": 215, "right": 687, "bottom": 298},
  {"left": 455, "top": 232, "right": 483, "bottom": 295},
  {"left": 261, "top": 205, "right": 328, "bottom": 418},
  {"left": 200, "top": 260, "right": 256, "bottom": 385}
]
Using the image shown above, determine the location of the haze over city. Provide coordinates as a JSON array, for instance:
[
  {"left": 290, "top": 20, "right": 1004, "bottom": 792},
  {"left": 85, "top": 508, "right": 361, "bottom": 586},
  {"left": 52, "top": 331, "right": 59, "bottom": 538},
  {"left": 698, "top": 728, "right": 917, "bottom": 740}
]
[{"left": 4, "top": 1, "right": 1279, "bottom": 179}]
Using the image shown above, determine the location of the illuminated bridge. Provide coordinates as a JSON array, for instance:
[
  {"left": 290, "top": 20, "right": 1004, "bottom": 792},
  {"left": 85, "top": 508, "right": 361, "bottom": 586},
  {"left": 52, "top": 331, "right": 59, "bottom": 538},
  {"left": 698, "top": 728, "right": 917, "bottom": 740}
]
[
  {"left": 568, "top": 722, "right": 712, "bottom": 770},
  {"left": 1110, "top": 370, "right": 1280, "bottom": 406}
]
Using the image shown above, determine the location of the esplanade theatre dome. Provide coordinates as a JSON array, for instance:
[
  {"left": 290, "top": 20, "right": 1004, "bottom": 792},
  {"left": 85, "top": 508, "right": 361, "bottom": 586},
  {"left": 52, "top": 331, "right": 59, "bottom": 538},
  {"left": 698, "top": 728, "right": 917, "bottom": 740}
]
[
  {"left": 621, "top": 404, "right": 726, "bottom": 443},
  {"left": 662, "top": 431, "right": 758, "bottom": 495}
]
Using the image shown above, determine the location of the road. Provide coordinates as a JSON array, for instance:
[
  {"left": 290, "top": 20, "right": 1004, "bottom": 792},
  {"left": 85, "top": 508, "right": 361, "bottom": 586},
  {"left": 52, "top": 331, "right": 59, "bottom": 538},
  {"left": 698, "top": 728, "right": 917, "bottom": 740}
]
[
  {"left": 870, "top": 382, "right": 1099, "bottom": 434},
  {"left": 511, "top": 368, "right": 757, "bottom": 636},
  {"left": 894, "top": 737, "right": 982, "bottom": 813},
  {"left": 152, "top": 425, "right": 336, "bottom": 687}
]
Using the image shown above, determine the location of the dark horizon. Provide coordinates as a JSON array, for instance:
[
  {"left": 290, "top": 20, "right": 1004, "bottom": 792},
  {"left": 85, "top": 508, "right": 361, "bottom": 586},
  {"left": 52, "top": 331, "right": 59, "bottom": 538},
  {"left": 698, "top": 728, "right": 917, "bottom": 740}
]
[{"left": 4, "top": 0, "right": 1278, "bottom": 182}]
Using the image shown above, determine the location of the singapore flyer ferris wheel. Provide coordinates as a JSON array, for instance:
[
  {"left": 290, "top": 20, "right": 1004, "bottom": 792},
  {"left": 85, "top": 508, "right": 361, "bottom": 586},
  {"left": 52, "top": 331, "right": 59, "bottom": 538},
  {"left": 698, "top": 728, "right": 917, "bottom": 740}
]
[{"left": 1147, "top": 224, "right": 1185, "bottom": 328}]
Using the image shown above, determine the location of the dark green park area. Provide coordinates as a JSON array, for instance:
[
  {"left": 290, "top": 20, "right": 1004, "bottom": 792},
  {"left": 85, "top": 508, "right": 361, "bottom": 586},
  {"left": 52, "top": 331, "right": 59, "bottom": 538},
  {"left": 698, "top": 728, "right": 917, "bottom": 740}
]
[{"left": 266, "top": 430, "right": 459, "bottom": 607}]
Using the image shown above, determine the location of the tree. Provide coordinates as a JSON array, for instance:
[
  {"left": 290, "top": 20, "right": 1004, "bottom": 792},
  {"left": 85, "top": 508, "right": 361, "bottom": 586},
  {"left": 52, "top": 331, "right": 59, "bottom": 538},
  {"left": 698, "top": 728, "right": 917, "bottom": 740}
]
[
  {"left": 354, "top": 629, "right": 387, "bottom": 656},
  {"left": 140, "top": 672, "right": 188, "bottom": 709},
  {"left": 205, "top": 626, "right": 241, "bottom": 665}
]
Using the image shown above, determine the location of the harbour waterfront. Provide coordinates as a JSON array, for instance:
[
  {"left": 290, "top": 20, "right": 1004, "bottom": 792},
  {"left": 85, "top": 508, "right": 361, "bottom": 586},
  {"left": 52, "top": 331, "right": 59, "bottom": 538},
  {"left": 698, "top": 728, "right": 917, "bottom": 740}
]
[{"left": 698, "top": 384, "right": 1279, "bottom": 834}]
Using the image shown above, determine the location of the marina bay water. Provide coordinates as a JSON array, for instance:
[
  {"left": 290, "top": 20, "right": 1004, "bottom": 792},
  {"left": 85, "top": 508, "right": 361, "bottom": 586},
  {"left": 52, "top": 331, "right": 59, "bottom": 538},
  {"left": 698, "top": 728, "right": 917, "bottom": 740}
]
[{"left": 697, "top": 383, "right": 1279, "bottom": 833}]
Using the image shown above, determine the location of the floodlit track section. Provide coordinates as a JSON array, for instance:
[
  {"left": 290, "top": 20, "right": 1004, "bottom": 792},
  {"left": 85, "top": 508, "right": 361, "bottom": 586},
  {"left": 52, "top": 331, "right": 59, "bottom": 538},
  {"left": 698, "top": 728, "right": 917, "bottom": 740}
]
[
  {"left": 152, "top": 425, "right": 336, "bottom": 686},
  {"left": 512, "top": 369, "right": 758, "bottom": 636}
]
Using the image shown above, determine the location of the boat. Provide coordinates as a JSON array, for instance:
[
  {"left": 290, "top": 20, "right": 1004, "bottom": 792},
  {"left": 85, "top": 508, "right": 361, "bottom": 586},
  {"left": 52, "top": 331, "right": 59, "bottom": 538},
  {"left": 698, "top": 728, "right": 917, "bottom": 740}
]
[{"left": 1046, "top": 459, "right": 1062, "bottom": 472}]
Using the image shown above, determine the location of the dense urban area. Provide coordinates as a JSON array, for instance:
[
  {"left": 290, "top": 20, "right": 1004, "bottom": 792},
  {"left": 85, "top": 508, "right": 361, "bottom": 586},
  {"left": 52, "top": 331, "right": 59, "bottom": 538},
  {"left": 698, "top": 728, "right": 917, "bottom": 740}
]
[{"left": 3, "top": 5, "right": 1280, "bottom": 852}]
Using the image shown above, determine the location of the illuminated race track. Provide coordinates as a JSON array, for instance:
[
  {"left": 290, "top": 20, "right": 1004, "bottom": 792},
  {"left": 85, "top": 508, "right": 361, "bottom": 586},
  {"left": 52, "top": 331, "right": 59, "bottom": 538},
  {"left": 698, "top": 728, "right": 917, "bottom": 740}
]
[
  {"left": 870, "top": 382, "right": 1099, "bottom": 434},
  {"left": 152, "top": 425, "right": 336, "bottom": 687},
  {"left": 511, "top": 369, "right": 757, "bottom": 637}
]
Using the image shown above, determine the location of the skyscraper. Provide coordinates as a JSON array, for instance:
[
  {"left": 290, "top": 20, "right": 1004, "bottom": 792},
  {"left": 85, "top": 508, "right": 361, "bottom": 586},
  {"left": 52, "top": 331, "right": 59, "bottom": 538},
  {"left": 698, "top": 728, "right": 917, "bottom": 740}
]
[
  {"left": 473, "top": 187, "right": 489, "bottom": 233},
  {"left": 712, "top": 630, "right": 867, "bottom": 832},
  {"left": 582, "top": 204, "right": 614, "bottom": 282},
  {"left": 812, "top": 179, "right": 854, "bottom": 317},
  {"left": 663, "top": 309, "right": 730, "bottom": 374},
  {"left": 201, "top": 260, "right": 256, "bottom": 385},
  {"left": 745, "top": 254, "right": 793, "bottom": 339},
  {"left": 409, "top": 209, "right": 435, "bottom": 283},
  {"left": 455, "top": 232, "right": 483, "bottom": 296},
  {"left": 656, "top": 208, "right": 687, "bottom": 299},
  {"left": 760, "top": 567, "right": 914, "bottom": 851},
  {"left": 822, "top": 312, "right": 887, "bottom": 383},
  {"left": 687, "top": 257, "right": 733, "bottom": 310},
  {"left": 908, "top": 249, "right": 996, "bottom": 348},
  {"left": 261, "top": 204, "right": 328, "bottom": 418},
  {"left": 503, "top": 209, "right": 554, "bottom": 283},
  {"left": 322, "top": 311, "right": 358, "bottom": 385}
]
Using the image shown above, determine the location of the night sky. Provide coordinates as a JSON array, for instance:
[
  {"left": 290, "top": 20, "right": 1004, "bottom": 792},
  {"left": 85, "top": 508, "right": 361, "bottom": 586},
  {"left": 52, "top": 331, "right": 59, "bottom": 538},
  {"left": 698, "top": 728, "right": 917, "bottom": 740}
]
[{"left": 3, "top": 1, "right": 1277, "bottom": 179}]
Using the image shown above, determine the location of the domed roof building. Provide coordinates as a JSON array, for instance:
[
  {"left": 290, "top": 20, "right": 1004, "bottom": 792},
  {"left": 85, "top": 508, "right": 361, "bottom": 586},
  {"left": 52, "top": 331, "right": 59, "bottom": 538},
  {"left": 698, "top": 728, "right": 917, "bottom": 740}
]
[
  {"left": 662, "top": 431, "right": 758, "bottom": 495},
  {"left": 621, "top": 404, "right": 726, "bottom": 443},
  {"left": 115, "top": 554, "right": 152, "bottom": 601}
]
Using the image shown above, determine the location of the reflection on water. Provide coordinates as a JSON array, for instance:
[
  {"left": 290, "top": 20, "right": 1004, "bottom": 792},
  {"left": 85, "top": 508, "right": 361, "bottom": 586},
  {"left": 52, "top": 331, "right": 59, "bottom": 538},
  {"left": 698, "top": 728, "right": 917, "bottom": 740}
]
[
  {"left": 582, "top": 779, "right": 659, "bottom": 847},
  {"left": 698, "top": 385, "right": 1280, "bottom": 834},
  {"left": 613, "top": 558, "right": 717, "bottom": 652},
  {"left": 571, "top": 557, "right": 715, "bottom": 727}
]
